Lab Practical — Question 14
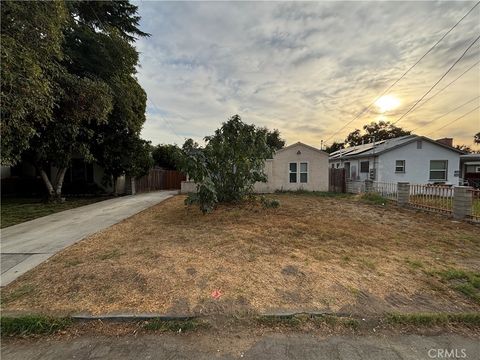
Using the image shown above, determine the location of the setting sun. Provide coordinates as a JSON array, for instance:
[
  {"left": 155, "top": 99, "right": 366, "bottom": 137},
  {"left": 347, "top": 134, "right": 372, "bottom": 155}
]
[{"left": 375, "top": 95, "right": 401, "bottom": 113}]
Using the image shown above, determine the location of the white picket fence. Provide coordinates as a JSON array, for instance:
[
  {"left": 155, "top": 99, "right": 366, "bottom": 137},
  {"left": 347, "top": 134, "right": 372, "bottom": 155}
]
[{"left": 372, "top": 182, "right": 397, "bottom": 200}]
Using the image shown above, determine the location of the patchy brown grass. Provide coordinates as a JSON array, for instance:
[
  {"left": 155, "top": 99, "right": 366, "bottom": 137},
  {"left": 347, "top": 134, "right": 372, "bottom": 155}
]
[{"left": 1, "top": 193, "right": 479, "bottom": 316}]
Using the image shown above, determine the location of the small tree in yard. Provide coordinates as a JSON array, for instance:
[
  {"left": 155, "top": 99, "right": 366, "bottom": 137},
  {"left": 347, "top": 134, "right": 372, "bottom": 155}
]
[{"left": 178, "top": 115, "right": 274, "bottom": 213}]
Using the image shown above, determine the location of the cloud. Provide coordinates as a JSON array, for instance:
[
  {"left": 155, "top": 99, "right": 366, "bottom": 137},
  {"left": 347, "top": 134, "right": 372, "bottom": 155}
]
[{"left": 135, "top": 1, "right": 480, "bottom": 149}]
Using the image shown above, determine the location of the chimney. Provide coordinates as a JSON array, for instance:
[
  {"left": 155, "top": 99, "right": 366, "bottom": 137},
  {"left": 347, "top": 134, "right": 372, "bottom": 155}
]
[{"left": 436, "top": 137, "right": 453, "bottom": 147}]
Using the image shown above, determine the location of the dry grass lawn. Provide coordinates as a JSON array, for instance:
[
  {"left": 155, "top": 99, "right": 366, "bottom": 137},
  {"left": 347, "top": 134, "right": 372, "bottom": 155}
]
[{"left": 2, "top": 193, "right": 479, "bottom": 316}]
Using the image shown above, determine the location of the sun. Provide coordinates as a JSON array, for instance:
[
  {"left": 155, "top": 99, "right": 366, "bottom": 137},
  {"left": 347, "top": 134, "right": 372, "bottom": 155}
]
[{"left": 375, "top": 95, "right": 400, "bottom": 113}]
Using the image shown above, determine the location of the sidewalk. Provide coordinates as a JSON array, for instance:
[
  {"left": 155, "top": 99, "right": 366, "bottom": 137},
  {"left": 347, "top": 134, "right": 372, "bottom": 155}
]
[{"left": 2, "top": 333, "right": 479, "bottom": 360}]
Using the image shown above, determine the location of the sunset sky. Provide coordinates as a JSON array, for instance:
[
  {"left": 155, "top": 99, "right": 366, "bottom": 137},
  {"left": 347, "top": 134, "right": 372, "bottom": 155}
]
[{"left": 135, "top": 1, "right": 480, "bottom": 150}]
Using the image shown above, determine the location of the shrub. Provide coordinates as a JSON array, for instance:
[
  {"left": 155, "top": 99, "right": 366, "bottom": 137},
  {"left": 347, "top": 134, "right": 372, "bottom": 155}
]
[
  {"left": 178, "top": 115, "right": 274, "bottom": 213},
  {"left": 360, "top": 192, "right": 387, "bottom": 205},
  {"left": 260, "top": 196, "right": 280, "bottom": 209}
]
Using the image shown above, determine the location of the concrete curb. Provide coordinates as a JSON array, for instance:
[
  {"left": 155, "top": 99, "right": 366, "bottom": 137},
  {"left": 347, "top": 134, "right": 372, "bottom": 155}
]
[
  {"left": 69, "top": 311, "right": 360, "bottom": 323},
  {"left": 0, "top": 311, "right": 365, "bottom": 324}
]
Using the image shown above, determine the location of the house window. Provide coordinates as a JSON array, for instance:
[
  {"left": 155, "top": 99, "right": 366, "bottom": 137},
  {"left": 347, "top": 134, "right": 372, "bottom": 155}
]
[
  {"left": 289, "top": 162, "right": 297, "bottom": 183},
  {"left": 300, "top": 162, "right": 308, "bottom": 183},
  {"left": 360, "top": 161, "right": 369, "bottom": 173},
  {"left": 429, "top": 160, "right": 448, "bottom": 181},
  {"left": 395, "top": 160, "right": 405, "bottom": 173},
  {"left": 331, "top": 163, "right": 335, "bottom": 169},
  {"left": 417, "top": 140, "right": 422, "bottom": 149}
]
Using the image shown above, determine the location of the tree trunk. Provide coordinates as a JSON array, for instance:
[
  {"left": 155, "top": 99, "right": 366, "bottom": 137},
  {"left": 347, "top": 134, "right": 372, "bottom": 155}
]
[
  {"left": 39, "top": 168, "right": 55, "bottom": 197},
  {"left": 54, "top": 167, "right": 67, "bottom": 197},
  {"left": 113, "top": 176, "right": 118, "bottom": 196}
]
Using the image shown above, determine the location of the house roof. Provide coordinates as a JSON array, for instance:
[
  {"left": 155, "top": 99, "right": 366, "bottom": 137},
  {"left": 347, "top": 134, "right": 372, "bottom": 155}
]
[
  {"left": 276, "top": 141, "right": 329, "bottom": 156},
  {"left": 329, "top": 135, "right": 464, "bottom": 161}
]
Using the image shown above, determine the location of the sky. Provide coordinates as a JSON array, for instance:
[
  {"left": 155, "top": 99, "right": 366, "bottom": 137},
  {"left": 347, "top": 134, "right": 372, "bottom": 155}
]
[{"left": 135, "top": 1, "right": 480, "bottom": 150}]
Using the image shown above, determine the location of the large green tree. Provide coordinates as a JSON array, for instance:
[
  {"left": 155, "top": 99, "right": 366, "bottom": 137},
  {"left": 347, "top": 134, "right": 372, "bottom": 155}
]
[
  {"left": 178, "top": 115, "right": 273, "bottom": 213},
  {"left": 64, "top": 1, "right": 150, "bottom": 189},
  {"left": 345, "top": 121, "right": 411, "bottom": 147},
  {"left": 264, "top": 128, "right": 286, "bottom": 151},
  {"left": 152, "top": 144, "right": 181, "bottom": 170},
  {"left": 324, "top": 141, "right": 345, "bottom": 154},
  {"left": 325, "top": 121, "right": 412, "bottom": 151},
  {"left": 24, "top": 74, "right": 113, "bottom": 198},
  {"left": 3, "top": 0, "right": 150, "bottom": 199},
  {"left": 1, "top": 1, "right": 67, "bottom": 164}
]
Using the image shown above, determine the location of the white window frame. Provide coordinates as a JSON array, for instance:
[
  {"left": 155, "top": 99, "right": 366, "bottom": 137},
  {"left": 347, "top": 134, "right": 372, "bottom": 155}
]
[
  {"left": 429, "top": 160, "right": 448, "bottom": 181},
  {"left": 288, "top": 161, "right": 309, "bottom": 183},
  {"left": 395, "top": 160, "right": 405, "bottom": 173},
  {"left": 300, "top": 162, "right": 308, "bottom": 183},
  {"left": 289, "top": 162, "right": 297, "bottom": 183}
]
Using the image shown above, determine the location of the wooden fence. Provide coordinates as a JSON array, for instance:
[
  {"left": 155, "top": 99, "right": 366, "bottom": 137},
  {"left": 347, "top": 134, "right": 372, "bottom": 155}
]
[
  {"left": 135, "top": 169, "right": 186, "bottom": 193},
  {"left": 329, "top": 168, "right": 346, "bottom": 193}
]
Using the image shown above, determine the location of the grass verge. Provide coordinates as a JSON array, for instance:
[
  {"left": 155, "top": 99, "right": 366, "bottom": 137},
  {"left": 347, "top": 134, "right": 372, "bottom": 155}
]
[
  {"left": 143, "top": 318, "right": 208, "bottom": 332},
  {"left": 436, "top": 269, "right": 480, "bottom": 304},
  {"left": 1, "top": 316, "right": 72, "bottom": 337},
  {"left": 386, "top": 313, "right": 480, "bottom": 327}
]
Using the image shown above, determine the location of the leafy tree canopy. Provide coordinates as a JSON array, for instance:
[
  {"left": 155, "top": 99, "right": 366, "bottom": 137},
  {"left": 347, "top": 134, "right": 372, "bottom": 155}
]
[
  {"left": 152, "top": 144, "right": 181, "bottom": 170},
  {"left": 324, "top": 141, "right": 345, "bottom": 154},
  {"left": 475, "top": 132, "right": 480, "bottom": 145},
  {"left": 1, "top": 0, "right": 67, "bottom": 164},
  {"left": 178, "top": 115, "right": 274, "bottom": 213},
  {"left": 345, "top": 121, "right": 411, "bottom": 147},
  {"left": 264, "top": 128, "right": 286, "bottom": 151},
  {"left": 455, "top": 144, "right": 472, "bottom": 154},
  {"left": 2, "top": 0, "right": 149, "bottom": 200},
  {"left": 325, "top": 121, "right": 412, "bottom": 151}
]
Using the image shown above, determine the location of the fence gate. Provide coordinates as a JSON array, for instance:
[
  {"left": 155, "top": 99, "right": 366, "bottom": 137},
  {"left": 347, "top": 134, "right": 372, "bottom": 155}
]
[
  {"left": 329, "top": 168, "right": 346, "bottom": 193},
  {"left": 135, "top": 169, "right": 186, "bottom": 193}
]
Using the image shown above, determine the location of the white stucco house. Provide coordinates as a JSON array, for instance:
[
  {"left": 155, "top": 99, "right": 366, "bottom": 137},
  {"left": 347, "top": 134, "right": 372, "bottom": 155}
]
[
  {"left": 181, "top": 142, "right": 330, "bottom": 194},
  {"left": 329, "top": 135, "right": 464, "bottom": 185}
]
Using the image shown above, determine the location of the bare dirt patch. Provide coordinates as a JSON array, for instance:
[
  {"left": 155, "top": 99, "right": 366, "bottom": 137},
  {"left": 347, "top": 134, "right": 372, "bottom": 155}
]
[{"left": 1, "top": 193, "right": 479, "bottom": 316}]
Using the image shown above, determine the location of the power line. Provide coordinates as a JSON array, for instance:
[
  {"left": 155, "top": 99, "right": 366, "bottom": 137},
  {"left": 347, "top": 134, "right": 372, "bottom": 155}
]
[
  {"left": 324, "top": 1, "right": 480, "bottom": 144},
  {"left": 411, "top": 96, "right": 480, "bottom": 132},
  {"left": 391, "top": 33, "right": 480, "bottom": 126},
  {"left": 426, "top": 105, "right": 480, "bottom": 136},
  {"left": 400, "top": 59, "right": 479, "bottom": 119}
]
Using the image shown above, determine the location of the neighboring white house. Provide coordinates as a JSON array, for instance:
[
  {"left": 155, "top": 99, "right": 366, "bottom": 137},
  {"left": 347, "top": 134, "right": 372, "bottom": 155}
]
[
  {"left": 329, "top": 135, "right": 464, "bottom": 185},
  {"left": 181, "top": 142, "right": 330, "bottom": 194}
]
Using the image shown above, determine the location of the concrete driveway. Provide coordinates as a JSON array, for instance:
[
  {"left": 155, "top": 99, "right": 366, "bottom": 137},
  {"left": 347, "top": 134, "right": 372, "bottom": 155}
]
[{"left": 0, "top": 191, "right": 177, "bottom": 286}]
